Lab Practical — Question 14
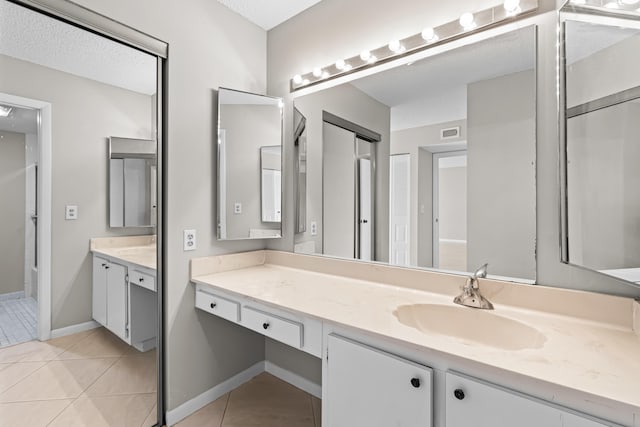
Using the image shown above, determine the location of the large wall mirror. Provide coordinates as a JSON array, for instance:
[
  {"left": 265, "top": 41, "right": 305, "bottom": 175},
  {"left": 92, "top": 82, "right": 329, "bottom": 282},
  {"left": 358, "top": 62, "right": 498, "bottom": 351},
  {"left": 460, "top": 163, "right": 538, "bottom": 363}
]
[
  {"left": 293, "top": 25, "right": 537, "bottom": 282},
  {"left": 218, "top": 87, "right": 283, "bottom": 240},
  {"left": 560, "top": 3, "right": 640, "bottom": 287},
  {"left": 109, "top": 137, "right": 157, "bottom": 228}
]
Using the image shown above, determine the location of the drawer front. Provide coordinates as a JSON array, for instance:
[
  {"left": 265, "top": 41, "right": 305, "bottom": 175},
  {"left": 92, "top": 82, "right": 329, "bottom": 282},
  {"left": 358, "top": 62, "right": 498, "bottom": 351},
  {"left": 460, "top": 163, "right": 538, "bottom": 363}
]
[
  {"left": 195, "top": 290, "right": 240, "bottom": 323},
  {"left": 129, "top": 270, "right": 156, "bottom": 292},
  {"left": 242, "top": 305, "right": 303, "bottom": 348}
]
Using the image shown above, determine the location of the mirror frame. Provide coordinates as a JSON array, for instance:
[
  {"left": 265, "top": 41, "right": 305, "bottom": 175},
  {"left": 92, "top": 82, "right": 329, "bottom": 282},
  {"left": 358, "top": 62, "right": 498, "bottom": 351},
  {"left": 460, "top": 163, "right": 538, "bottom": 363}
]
[{"left": 558, "top": 2, "right": 640, "bottom": 288}]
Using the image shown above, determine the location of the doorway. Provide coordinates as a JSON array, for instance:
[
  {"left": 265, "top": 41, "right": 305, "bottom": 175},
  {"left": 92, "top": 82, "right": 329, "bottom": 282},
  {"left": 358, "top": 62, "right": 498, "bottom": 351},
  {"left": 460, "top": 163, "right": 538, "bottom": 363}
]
[{"left": 432, "top": 151, "right": 467, "bottom": 271}]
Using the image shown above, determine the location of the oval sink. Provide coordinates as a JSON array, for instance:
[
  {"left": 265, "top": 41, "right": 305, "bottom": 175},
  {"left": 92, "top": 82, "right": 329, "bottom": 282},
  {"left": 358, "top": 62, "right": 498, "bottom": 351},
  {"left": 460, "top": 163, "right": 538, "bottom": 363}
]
[{"left": 394, "top": 304, "right": 546, "bottom": 351}]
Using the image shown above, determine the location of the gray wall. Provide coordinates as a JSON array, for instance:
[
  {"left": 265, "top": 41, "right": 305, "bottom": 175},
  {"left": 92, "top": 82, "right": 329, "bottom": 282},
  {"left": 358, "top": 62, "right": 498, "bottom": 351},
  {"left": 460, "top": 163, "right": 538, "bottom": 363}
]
[
  {"left": 467, "top": 70, "right": 536, "bottom": 280},
  {"left": 0, "top": 53, "right": 154, "bottom": 327},
  {"left": 0, "top": 130, "right": 26, "bottom": 295},
  {"left": 391, "top": 119, "right": 467, "bottom": 267},
  {"left": 222, "top": 104, "right": 281, "bottom": 238},
  {"left": 73, "top": 0, "right": 269, "bottom": 412},
  {"left": 293, "top": 83, "right": 390, "bottom": 260}
]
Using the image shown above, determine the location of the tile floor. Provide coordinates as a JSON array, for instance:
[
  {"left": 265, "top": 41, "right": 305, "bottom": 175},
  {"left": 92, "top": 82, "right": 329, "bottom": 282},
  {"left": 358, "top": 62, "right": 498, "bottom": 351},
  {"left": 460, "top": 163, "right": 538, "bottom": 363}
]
[
  {"left": 0, "top": 295, "right": 37, "bottom": 348},
  {"left": 0, "top": 327, "right": 157, "bottom": 427},
  {"left": 176, "top": 373, "right": 321, "bottom": 427}
]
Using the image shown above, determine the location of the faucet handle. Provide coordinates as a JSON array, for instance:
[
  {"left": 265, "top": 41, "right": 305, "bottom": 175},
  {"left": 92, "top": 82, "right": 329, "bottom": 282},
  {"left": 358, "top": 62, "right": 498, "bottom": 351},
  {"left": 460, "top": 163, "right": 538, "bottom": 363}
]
[{"left": 471, "top": 263, "right": 488, "bottom": 280}]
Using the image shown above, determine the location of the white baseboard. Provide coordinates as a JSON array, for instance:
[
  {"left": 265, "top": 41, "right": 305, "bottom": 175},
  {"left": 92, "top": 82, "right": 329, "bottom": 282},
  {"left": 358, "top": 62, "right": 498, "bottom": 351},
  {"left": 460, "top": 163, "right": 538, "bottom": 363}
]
[
  {"left": 265, "top": 361, "right": 322, "bottom": 399},
  {"left": 50, "top": 320, "right": 100, "bottom": 339},
  {"left": 165, "top": 361, "right": 264, "bottom": 426}
]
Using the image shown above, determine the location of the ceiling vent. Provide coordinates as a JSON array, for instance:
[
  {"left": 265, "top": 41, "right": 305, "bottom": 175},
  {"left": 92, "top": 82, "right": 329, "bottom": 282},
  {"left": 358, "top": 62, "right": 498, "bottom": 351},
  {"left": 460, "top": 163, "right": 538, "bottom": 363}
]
[{"left": 440, "top": 126, "right": 460, "bottom": 140}]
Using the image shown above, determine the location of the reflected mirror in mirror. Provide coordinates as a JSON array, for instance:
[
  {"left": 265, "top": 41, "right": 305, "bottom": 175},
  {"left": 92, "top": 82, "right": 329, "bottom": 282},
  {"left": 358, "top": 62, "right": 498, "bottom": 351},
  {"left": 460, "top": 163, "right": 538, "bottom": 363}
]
[
  {"left": 218, "top": 87, "right": 283, "bottom": 240},
  {"left": 561, "top": 9, "right": 640, "bottom": 287},
  {"left": 109, "top": 137, "right": 157, "bottom": 228},
  {"left": 293, "top": 26, "right": 537, "bottom": 282}
]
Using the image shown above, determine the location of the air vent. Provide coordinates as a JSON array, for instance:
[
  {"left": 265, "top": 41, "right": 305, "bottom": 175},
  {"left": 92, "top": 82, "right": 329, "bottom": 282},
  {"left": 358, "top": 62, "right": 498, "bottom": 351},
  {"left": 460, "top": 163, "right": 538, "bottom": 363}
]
[{"left": 440, "top": 126, "right": 460, "bottom": 140}]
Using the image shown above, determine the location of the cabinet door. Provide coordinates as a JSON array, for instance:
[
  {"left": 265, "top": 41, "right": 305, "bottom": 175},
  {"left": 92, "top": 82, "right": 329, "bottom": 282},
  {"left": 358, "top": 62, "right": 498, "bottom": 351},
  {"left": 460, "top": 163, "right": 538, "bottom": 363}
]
[
  {"left": 326, "top": 334, "right": 432, "bottom": 427},
  {"left": 446, "top": 372, "right": 612, "bottom": 427},
  {"left": 92, "top": 256, "right": 108, "bottom": 326},
  {"left": 106, "top": 262, "right": 128, "bottom": 341}
]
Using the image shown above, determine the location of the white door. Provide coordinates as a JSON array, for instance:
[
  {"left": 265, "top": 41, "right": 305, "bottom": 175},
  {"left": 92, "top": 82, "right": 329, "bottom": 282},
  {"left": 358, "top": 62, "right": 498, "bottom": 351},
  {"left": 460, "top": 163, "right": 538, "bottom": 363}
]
[
  {"left": 92, "top": 256, "right": 108, "bottom": 326},
  {"left": 106, "top": 262, "right": 127, "bottom": 341},
  {"left": 446, "top": 372, "right": 611, "bottom": 427},
  {"left": 323, "top": 122, "right": 355, "bottom": 258},
  {"left": 326, "top": 334, "right": 433, "bottom": 427},
  {"left": 389, "top": 154, "right": 410, "bottom": 265},
  {"left": 359, "top": 158, "right": 372, "bottom": 261}
]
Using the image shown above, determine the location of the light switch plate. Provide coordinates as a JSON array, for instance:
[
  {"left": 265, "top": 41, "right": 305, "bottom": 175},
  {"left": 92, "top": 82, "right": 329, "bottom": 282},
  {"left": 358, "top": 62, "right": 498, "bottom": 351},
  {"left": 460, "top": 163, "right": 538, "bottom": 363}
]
[
  {"left": 183, "top": 229, "right": 196, "bottom": 251},
  {"left": 65, "top": 205, "right": 78, "bottom": 220}
]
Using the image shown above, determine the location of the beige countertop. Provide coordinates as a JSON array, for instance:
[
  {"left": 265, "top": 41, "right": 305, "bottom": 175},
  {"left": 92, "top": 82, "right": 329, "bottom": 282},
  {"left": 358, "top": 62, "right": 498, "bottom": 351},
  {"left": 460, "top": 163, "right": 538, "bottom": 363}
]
[
  {"left": 90, "top": 235, "right": 156, "bottom": 271},
  {"left": 190, "top": 250, "right": 640, "bottom": 419}
]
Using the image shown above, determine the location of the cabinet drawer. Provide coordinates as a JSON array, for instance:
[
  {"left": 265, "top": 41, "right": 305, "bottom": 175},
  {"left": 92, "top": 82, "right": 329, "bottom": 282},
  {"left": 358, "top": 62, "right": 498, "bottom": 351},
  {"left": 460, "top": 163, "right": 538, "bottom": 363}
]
[
  {"left": 129, "top": 270, "right": 156, "bottom": 292},
  {"left": 242, "top": 305, "right": 303, "bottom": 348},
  {"left": 195, "top": 290, "right": 240, "bottom": 323}
]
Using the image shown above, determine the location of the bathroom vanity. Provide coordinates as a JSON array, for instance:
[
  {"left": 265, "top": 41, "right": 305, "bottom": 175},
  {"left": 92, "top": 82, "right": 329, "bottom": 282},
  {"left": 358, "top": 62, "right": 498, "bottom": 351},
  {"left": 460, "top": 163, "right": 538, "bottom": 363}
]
[
  {"left": 91, "top": 235, "right": 157, "bottom": 351},
  {"left": 191, "top": 250, "right": 640, "bottom": 427}
]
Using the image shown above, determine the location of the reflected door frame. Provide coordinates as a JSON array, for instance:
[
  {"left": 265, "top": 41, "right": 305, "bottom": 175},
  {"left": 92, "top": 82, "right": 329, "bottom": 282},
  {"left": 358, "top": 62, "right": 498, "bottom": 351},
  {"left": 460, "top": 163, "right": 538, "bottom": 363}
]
[{"left": 432, "top": 149, "right": 467, "bottom": 269}]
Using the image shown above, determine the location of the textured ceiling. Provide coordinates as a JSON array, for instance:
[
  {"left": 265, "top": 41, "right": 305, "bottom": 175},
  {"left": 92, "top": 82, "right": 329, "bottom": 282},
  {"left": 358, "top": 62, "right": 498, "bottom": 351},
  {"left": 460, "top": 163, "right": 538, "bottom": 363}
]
[
  {"left": 217, "top": 0, "right": 323, "bottom": 30},
  {"left": 0, "top": 1, "right": 156, "bottom": 95},
  {"left": 350, "top": 28, "right": 536, "bottom": 131}
]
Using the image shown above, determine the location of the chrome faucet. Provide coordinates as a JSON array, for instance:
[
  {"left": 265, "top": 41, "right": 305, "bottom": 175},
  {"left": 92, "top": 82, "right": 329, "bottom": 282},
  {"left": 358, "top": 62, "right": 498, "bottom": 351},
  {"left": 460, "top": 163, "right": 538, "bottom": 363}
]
[{"left": 453, "top": 263, "right": 494, "bottom": 310}]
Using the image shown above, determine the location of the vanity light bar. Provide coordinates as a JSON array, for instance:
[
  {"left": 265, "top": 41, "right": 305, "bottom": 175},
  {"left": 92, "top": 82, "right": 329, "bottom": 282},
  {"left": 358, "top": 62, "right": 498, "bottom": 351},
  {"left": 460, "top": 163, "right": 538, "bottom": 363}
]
[{"left": 290, "top": 0, "right": 538, "bottom": 92}]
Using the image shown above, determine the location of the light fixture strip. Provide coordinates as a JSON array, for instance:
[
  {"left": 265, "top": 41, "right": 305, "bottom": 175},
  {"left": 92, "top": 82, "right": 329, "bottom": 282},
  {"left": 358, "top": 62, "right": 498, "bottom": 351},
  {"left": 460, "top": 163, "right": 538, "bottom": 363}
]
[{"left": 290, "top": 0, "right": 539, "bottom": 92}]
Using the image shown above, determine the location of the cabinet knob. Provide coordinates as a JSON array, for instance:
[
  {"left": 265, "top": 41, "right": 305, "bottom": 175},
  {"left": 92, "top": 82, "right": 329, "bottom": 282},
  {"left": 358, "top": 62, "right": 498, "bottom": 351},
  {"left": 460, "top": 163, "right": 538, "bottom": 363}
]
[
  {"left": 139, "top": 277, "right": 144, "bottom": 282},
  {"left": 101, "top": 263, "right": 107, "bottom": 267},
  {"left": 263, "top": 322, "right": 270, "bottom": 330},
  {"left": 210, "top": 303, "right": 217, "bottom": 309},
  {"left": 454, "top": 389, "right": 465, "bottom": 400},
  {"left": 410, "top": 378, "right": 421, "bottom": 388},
  {"left": 105, "top": 265, "right": 110, "bottom": 270}
]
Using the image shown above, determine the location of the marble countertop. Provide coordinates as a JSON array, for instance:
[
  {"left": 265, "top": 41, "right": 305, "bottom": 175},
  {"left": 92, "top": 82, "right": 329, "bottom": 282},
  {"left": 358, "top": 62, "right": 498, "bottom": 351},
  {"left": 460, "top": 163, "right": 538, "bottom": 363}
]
[
  {"left": 190, "top": 250, "right": 640, "bottom": 419},
  {"left": 90, "top": 235, "right": 156, "bottom": 270}
]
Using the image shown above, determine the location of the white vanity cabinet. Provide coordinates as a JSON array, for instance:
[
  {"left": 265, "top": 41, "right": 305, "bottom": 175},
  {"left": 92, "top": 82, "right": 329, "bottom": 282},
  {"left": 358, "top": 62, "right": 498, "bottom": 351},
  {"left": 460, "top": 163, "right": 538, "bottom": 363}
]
[
  {"left": 325, "top": 334, "right": 433, "bottom": 427},
  {"left": 92, "top": 254, "right": 157, "bottom": 350},
  {"left": 445, "top": 372, "right": 615, "bottom": 427}
]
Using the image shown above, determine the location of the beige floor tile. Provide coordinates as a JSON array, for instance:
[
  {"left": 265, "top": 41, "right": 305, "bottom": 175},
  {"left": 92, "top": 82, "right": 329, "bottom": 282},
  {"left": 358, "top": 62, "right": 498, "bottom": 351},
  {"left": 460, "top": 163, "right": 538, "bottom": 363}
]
[
  {"left": 1, "top": 329, "right": 99, "bottom": 363},
  {"left": 140, "top": 402, "right": 158, "bottom": 427},
  {"left": 57, "top": 328, "right": 131, "bottom": 360},
  {"left": 222, "top": 373, "right": 315, "bottom": 427},
  {"left": 124, "top": 346, "right": 157, "bottom": 359},
  {"left": 0, "top": 361, "right": 46, "bottom": 394},
  {"left": 85, "top": 355, "right": 157, "bottom": 396},
  {"left": 0, "top": 358, "right": 118, "bottom": 402},
  {"left": 175, "top": 393, "right": 229, "bottom": 427},
  {"left": 48, "top": 393, "right": 156, "bottom": 427},
  {"left": 311, "top": 396, "right": 321, "bottom": 427},
  {"left": 0, "top": 399, "right": 73, "bottom": 427}
]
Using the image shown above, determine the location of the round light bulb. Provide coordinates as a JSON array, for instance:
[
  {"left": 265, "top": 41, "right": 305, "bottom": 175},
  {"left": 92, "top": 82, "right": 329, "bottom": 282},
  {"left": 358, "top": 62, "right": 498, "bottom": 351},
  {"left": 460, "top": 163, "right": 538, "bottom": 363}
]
[
  {"left": 293, "top": 74, "right": 303, "bottom": 84},
  {"left": 459, "top": 12, "right": 475, "bottom": 30},
  {"left": 388, "top": 39, "right": 402, "bottom": 52},
  {"left": 503, "top": 0, "right": 521, "bottom": 12},
  {"left": 360, "top": 50, "right": 371, "bottom": 61},
  {"left": 335, "top": 59, "right": 346, "bottom": 70},
  {"left": 421, "top": 27, "right": 438, "bottom": 42},
  {"left": 321, "top": 71, "right": 330, "bottom": 79},
  {"left": 343, "top": 63, "right": 353, "bottom": 71},
  {"left": 312, "top": 67, "right": 323, "bottom": 78}
]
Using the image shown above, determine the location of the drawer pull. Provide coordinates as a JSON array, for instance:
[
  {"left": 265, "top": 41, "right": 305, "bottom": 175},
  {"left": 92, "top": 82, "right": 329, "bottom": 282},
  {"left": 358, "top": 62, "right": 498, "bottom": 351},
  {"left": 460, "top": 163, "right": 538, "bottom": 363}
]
[
  {"left": 263, "top": 322, "right": 270, "bottom": 330},
  {"left": 454, "top": 389, "right": 465, "bottom": 400},
  {"left": 410, "top": 378, "right": 421, "bottom": 388},
  {"left": 210, "top": 302, "right": 217, "bottom": 309}
]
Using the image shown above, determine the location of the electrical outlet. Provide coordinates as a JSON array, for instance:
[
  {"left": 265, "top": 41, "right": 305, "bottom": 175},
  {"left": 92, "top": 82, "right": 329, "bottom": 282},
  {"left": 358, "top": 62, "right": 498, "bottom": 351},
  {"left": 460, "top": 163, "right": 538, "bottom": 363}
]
[
  {"left": 183, "top": 229, "right": 196, "bottom": 251},
  {"left": 310, "top": 221, "right": 317, "bottom": 236},
  {"left": 65, "top": 205, "right": 78, "bottom": 220},
  {"left": 234, "top": 203, "right": 242, "bottom": 214}
]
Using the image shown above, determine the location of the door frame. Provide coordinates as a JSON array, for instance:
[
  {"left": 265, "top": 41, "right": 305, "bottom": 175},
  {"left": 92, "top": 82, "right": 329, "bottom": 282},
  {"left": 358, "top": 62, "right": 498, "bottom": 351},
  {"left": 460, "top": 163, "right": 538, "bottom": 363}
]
[
  {"left": 0, "top": 92, "right": 52, "bottom": 341},
  {"left": 432, "top": 150, "right": 466, "bottom": 268}
]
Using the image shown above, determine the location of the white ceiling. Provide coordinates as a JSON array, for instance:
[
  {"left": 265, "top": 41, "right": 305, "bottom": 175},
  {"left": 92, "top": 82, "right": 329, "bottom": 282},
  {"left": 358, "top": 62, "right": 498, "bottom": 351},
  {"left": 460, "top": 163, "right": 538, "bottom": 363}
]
[
  {"left": 0, "top": 1, "right": 157, "bottom": 95},
  {"left": 216, "top": 0, "right": 323, "bottom": 30},
  {"left": 350, "top": 28, "right": 536, "bottom": 131},
  {"left": 0, "top": 105, "right": 38, "bottom": 134}
]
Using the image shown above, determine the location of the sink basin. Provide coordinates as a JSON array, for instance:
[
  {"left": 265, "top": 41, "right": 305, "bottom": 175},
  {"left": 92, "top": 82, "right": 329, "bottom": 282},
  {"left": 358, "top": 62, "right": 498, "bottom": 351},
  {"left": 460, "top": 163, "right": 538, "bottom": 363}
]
[{"left": 394, "top": 304, "right": 546, "bottom": 351}]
